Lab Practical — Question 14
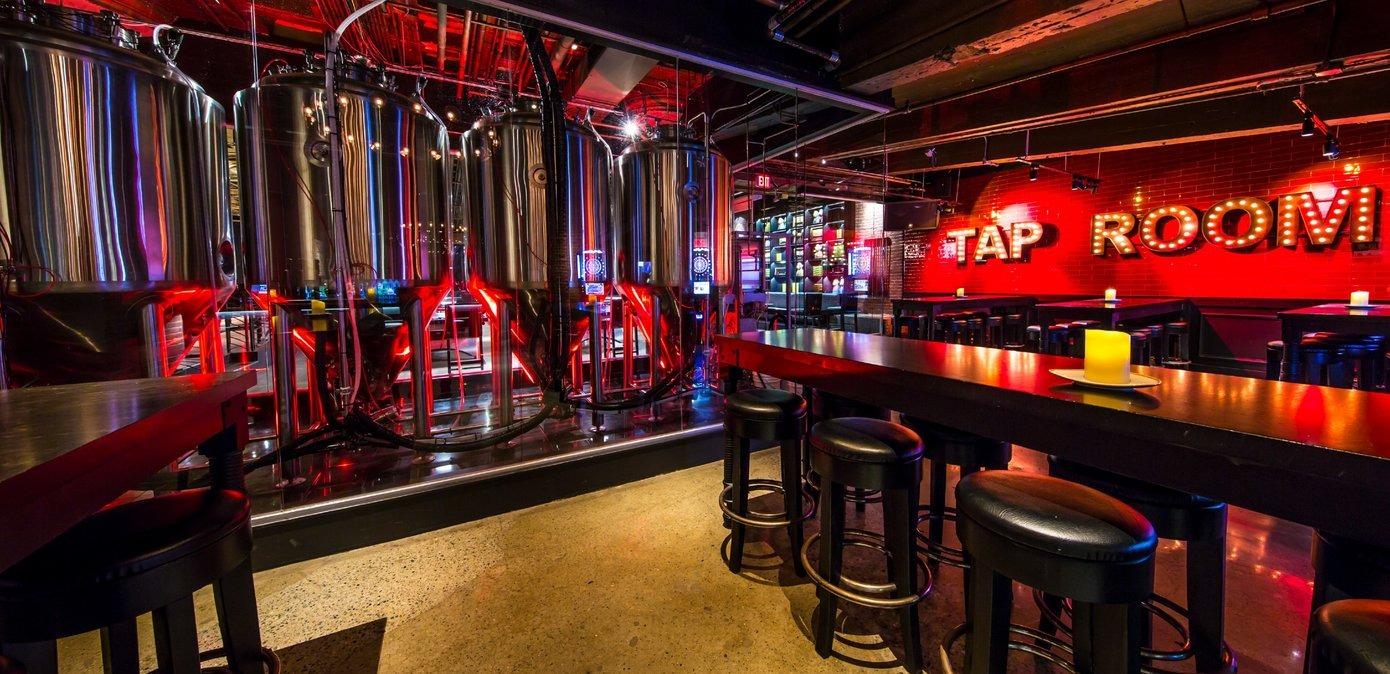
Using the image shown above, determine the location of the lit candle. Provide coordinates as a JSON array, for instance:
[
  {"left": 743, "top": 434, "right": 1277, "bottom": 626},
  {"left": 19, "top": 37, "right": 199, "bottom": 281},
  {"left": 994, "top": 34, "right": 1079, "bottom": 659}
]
[
  {"left": 1083, "top": 329, "right": 1131, "bottom": 385},
  {"left": 955, "top": 287, "right": 966, "bottom": 298},
  {"left": 1104, "top": 288, "right": 1117, "bottom": 302},
  {"left": 1351, "top": 290, "right": 1371, "bottom": 306}
]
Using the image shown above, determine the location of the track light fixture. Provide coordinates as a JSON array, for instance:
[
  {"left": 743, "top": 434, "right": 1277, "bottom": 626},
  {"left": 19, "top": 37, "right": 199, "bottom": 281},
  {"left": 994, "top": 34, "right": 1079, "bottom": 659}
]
[
  {"left": 1029, "top": 163, "right": 1039, "bottom": 181},
  {"left": 1323, "top": 135, "right": 1342, "bottom": 159},
  {"left": 1301, "top": 111, "right": 1316, "bottom": 137}
]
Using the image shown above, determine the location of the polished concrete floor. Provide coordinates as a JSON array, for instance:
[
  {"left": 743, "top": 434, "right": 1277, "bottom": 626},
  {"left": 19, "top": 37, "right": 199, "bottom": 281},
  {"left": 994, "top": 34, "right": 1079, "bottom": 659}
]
[{"left": 59, "top": 448, "right": 1313, "bottom": 673}]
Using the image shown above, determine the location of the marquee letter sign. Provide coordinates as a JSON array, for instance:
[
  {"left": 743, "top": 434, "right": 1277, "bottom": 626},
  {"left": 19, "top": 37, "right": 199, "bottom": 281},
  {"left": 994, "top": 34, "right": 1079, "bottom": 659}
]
[
  {"left": 1091, "top": 213, "right": 1137, "bottom": 255},
  {"left": 946, "top": 222, "right": 1046, "bottom": 264},
  {"left": 1091, "top": 186, "right": 1380, "bottom": 256},
  {"left": 1138, "top": 205, "right": 1199, "bottom": 252}
]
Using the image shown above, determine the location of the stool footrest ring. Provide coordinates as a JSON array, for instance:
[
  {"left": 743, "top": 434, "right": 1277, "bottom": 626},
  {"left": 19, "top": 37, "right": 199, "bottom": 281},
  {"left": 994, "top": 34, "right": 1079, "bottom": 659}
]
[
  {"left": 799, "top": 529, "right": 932, "bottom": 609},
  {"left": 719, "top": 478, "right": 816, "bottom": 528},
  {"left": 938, "top": 621, "right": 1078, "bottom": 674},
  {"left": 1031, "top": 589, "right": 1238, "bottom": 673},
  {"left": 914, "top": 504, "right": 968, "bottom": 568}
]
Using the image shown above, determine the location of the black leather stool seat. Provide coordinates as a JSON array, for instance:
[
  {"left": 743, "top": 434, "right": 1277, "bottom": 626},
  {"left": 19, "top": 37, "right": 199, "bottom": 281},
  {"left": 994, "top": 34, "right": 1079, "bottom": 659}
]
[
  {"left": 958, "top": 471, "right": 1155, "bottom": 566},
  {"left": 1309, "top": 599, "right": 1390, "bottom": 674},
  {"left": 810, "top": 418, "right": 922, "bottom": 465},
  {"left": 0, "top": 489, "right": 251, "bottom": 640},
  {"left": 901, "top": 417, "right": 1010, "bottom": 467},
  {"left": 726, "top": 388, "right": 807, "bottom": 420}
]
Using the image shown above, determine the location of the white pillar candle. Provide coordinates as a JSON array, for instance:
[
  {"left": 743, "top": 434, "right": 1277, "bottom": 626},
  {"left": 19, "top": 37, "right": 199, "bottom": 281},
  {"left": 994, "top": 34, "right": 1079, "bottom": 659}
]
[
  {"left": 1351, "top": 290, "right": 1371, "bottom": 306},
  {"left": 1104, "top": 288, "right": 1117, "bottom": 302},
  {"left": 955, "top": 287, "right": 965, "bottom": 298},
  {"left": 1083, "top": 329, "right": 1131, "bottom": 385}
]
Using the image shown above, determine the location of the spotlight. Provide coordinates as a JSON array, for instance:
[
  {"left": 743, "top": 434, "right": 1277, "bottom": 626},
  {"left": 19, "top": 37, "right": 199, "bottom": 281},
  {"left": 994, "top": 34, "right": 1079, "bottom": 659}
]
[
  {"left": 1323, "top": 135, "right": 1342, "bottom": 159},
  {"left": 1300, "top": 112, "right": 1316, "bottom": 137},
  {"left": 621, "top": 117, "right": 642, "bottom": 139},
  {"left": 1029, "top": 163, "right": 1039, "bottom": 181}
]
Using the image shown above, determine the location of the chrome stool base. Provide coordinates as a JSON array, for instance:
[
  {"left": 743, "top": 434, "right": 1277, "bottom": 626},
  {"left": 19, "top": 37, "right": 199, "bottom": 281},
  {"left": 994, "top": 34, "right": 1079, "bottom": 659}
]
[
  {"left": 915, "top": 504, "right": 967, "bottom": 568},
  {"left": 718, "top": 478, "right": 816, "bottom": 528},
  {"left": 800, "top": 529, "right": 933, "bottom": 609},
  {"left": 938, "top": 622, "right": 1077, "bottom": 674},
  {"left": 1032, "top": 589, "right": 1238, "bottom": 673}
]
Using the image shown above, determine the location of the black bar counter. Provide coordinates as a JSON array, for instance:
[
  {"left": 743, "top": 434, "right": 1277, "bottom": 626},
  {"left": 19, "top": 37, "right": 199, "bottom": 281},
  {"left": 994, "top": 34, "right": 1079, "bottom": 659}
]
[{"left": 716, "top": 329, "right": 1390, "bottom": 546}]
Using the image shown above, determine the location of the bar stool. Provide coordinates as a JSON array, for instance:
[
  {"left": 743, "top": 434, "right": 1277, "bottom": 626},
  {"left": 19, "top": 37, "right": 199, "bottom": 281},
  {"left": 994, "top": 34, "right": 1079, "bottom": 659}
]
[
  {"left": 985, "top": 315, "right": 1004, "bottom": 347},
  {"left": 1311, "top": 532, "right": 1390, "bottom": 612},
  {"left": 1268, "top": 340, "right": 1286, "bottom": 380},
  {"left": 966, "top": 316, "right": 986, "bottom": 345},
  {"left": 813, "top": 392, "right": 890, "bottom": 511},
  {"left": 721, "top": 388, "right": 811, "bottom": 575},
  {"left": 951, "top": 319, "right": 969, "bottom": 344},
  {"left": 1067, "top": 320, "right": 1101, "bottom": 357},
  {"left": 801, "top": 418, "right": 928, "bottom": 672},
  {"left": 1129, "top": 331, "right": 1150, "bottom": 366},
  {"left": 899, "top": 417, "right": 1010, "bottom": 569},
  {"left": 1307, "top": 599, "right": 1390, "bottom": 674},
  {"left": 1003, "top": 315, "right": 1027, "bottom": 349},
  {"left": 1163, "top": 321, "right": 1191, "bottom": 368},
  {"left": 1025, "top": 325, "right": 1043, "bottom": 352},
  {"left": 1045, "top": 324, "right": 1070, "bottom": 355},
  {"left": 0, "top": 489, "right": 273, "bottom": 674},
  {"left": 1045, "top": 457, "right": 1236, "bottom": 673},
  {"left": 1302, "top": 340, "right": 1352, "bottom": 387},
  {"left": 946, "top": 471, "right": 1157, "bottom": 674},
  {"left": 1144, "top": 325, "right": 1166, "bottom": 366}
]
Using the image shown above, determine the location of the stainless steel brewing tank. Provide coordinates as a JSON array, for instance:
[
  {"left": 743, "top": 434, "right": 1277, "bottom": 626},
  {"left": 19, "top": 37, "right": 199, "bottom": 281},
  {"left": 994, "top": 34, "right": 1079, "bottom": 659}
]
[
  {"left": 459, "top": 112, "right": 613, "bottom": 291},
  {"left": 613, "top": 126, "right": 732, "bottom": 289},
  {"left": 0, "top": 7, "right": 234, "bottom": 386},
  {"left": 234, "top": 70, "right": 451, "bottom": 298}
]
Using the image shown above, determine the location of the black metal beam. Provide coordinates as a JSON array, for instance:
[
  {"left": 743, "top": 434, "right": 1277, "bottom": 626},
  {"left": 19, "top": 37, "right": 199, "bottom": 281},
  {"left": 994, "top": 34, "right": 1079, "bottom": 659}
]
[{"left": 448, "top": 0, "right": 891, "bottom": 112}]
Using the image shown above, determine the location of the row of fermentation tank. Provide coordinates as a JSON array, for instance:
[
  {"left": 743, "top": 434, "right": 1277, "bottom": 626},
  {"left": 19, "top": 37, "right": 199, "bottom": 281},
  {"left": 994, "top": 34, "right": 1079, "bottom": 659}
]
[{"left": 0, "top": 4, "right": 731, "bottom": 433}]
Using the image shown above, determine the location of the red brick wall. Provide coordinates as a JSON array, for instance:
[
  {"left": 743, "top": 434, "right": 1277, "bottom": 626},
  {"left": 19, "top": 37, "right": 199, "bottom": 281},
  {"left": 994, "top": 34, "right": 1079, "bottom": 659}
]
[{"left": 901, "top": 121, "right": 1390, "bottom": 300}]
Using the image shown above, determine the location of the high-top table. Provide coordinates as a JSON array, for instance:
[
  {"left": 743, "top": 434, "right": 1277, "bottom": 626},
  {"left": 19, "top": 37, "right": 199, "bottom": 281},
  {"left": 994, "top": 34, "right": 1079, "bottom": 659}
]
[
  {"left": 0, "top": 372, "right": 255, "bottom": 572},
  {"left": 1278, "top": 303, "right": 1390, "bottom": 380},
  {"left": 716, "top": 329, "right": 1390, "bottom": 546},
  {"left": 1035, "top": 297, "right": 1191, "bottom": 330},
  {"left": 891, "top": 294, "right": 1036, "bottom": 339}
]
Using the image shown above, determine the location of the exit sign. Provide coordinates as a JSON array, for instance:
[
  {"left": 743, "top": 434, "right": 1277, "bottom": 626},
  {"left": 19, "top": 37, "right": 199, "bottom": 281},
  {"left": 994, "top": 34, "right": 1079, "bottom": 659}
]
[{"left": 753, "top": 173, "right": 773, "bottom": 190}]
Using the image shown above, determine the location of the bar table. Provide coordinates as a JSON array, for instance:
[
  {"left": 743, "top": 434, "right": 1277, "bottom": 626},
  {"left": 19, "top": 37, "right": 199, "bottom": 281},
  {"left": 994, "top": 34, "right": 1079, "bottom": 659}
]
[
  {"left": 1035, "top": 297, "right": 1191, "bottom": 330},
  {"left": 891, "top": 294, "right": 1036, "bottom": 340},
  {"left": 0, "top": 372, "right": 256, "bottom": 573},
  {"left": 717, "top": 329, "right": 1390, "bottom": 547},
  {"left": 1279, "top": 303, "right": 1390, "bottom": 380}
]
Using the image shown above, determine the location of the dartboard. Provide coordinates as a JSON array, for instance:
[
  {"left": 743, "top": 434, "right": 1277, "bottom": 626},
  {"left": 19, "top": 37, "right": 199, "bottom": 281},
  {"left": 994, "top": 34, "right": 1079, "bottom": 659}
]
[{"left": 691, "top": 255, "right": 711, "bottom": 275}]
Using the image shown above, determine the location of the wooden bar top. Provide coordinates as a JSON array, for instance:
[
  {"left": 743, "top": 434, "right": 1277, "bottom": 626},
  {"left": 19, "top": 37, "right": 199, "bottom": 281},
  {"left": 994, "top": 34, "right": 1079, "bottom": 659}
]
[
  {"left": 0, "top": 372, "right": 255, "bottom": 572},
  {"left": 716, "top": 329, "right": 1390, "bottom": 544}
]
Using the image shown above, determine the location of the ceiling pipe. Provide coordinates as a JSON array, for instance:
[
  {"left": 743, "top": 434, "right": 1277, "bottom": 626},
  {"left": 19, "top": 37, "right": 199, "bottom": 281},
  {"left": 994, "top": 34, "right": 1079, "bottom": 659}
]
[
  {"left": 766, "top": 0, "right": 841, "bottom": 69},
  {"left": 435, "top": 3, "right": 448, "bottom": 71},
  {"left": 454, "top": 9, "right": 472, "bottom": 97}
]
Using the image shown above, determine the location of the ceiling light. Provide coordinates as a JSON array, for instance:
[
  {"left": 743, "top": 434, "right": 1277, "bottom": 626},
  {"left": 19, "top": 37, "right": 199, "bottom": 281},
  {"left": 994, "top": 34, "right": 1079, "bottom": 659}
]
[
  {"left": 1323, "top": 135, "right": 1342, "bottom": 159},
  {"left": 621, "top": 117, "right": 642, "bottom": 139},
  {"left": 1029, "top": 163, "right": 1039, "bottom": 181},
  {"left": 1301, "top": 112, "right": 1316, "bottom": 138}
]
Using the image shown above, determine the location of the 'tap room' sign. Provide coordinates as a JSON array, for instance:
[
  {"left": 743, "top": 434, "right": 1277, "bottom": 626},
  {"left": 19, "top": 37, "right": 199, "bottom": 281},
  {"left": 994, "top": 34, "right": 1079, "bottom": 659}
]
[{"left": 1092, "top": 186, "right": 1381, "bottom": 257}]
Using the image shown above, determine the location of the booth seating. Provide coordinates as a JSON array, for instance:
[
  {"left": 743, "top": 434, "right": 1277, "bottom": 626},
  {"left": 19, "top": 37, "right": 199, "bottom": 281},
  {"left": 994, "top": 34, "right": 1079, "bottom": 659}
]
[
  {"left": 0, "top": 489, "right": 271, "bottom": 674},
  {"left": 1045, "top": 457, "right": 1235, "bottom": 673},
  {"left": 948, "top": 471, "right": 1158, "bottom": 674},
  {"left": 721, "top": 388, "right": 811, "bottom": 576},
  {"left": 802, "top": 418, "right": 928, "bottom": 673},
  {"left": 1307, "top": 599, "right": 1390, "bottom": 674}
]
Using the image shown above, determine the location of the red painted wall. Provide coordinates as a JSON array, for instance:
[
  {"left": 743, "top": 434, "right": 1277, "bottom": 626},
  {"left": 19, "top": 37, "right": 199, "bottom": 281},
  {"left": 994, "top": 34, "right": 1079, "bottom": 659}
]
[{"left": 902, "top": 121, "right": 1390, "bottom": 300}]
